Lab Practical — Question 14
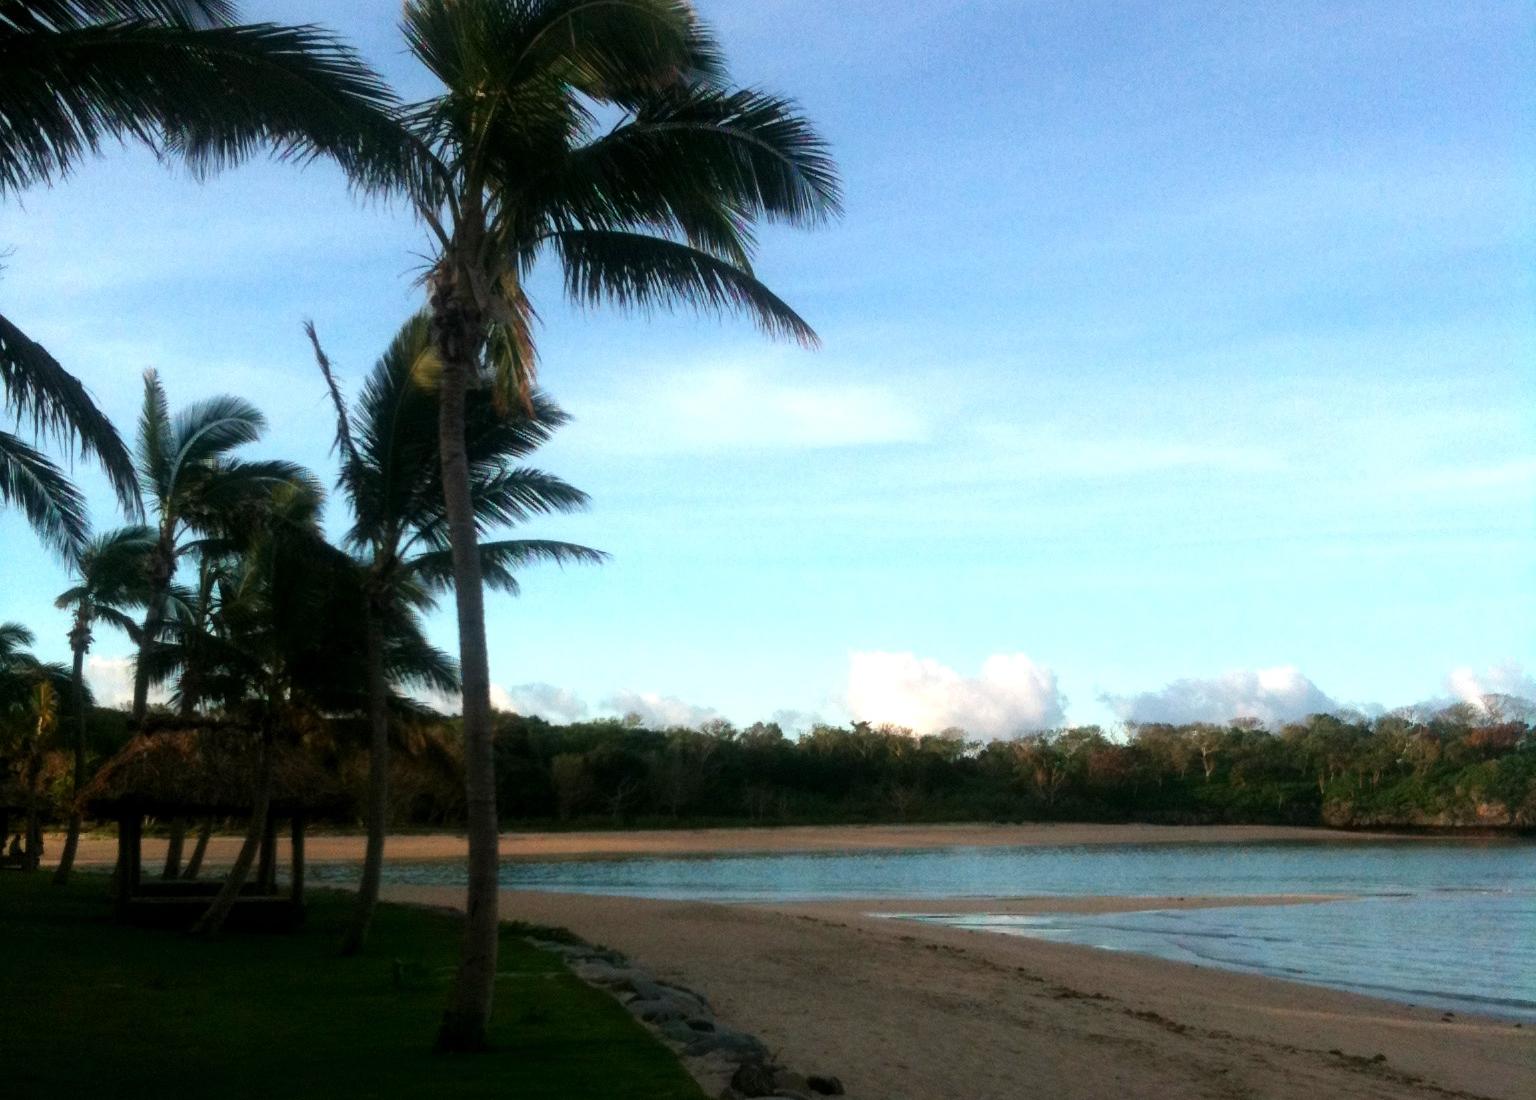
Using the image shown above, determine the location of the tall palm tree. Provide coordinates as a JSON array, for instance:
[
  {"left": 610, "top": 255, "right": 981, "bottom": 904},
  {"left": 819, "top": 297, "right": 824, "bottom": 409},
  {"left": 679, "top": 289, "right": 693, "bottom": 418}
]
[
  {"left": 131, "top": 370, "right": 310, "bottom": 876},
  {"left": 311, "top": 313, "right": 603, "bottom": 955},
  {"left": 1, "top": 0, "right": 416, "bottom": 553},
  {"left": 130, "top": 369, "right": 309, "bottom": 726},
  {"left": 394, "top": 0, "right": 840, "bottom": 1047},
  {"left": 51, "top": 525, "right": 156, "bottom": 884}
]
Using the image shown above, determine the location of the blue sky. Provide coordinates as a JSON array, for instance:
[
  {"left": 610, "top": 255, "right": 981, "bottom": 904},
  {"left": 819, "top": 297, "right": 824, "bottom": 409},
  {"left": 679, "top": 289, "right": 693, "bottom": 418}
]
[{"left": 2, "top": 1, "right": 1532, "bottom": 734}]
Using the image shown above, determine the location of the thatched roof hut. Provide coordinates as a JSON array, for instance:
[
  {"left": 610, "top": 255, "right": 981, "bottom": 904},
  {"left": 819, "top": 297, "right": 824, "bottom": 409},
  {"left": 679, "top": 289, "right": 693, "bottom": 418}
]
[
  {"left": 82, "top": 725, "right": 348, "bottom": 818},
  {"left": 84, "top": 724, "right": 347, "bottom": 928}
]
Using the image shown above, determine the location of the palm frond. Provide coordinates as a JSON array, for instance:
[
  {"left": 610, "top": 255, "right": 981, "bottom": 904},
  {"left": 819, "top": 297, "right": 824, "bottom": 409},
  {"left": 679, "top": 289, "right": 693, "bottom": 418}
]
[
  {"left": 0, "top": 311, "right": 140, "bottom": 514},
  {"left": 549, "top": 228, "right": 818, "bottom": 346},
  {"left": 135, "top": 368, "right": 173, "bottom": 503},
  {"left": 0, "top": 427, "right": 89, "bottom": 555},
  {"left": 169, "top": 393, "right": 265, "bottom": 472},
  {"left": 411, "top": 537, "right": 605, "bottom": 595},
  {"left": 0, "top": 13, "right": 413, "bottom": 196},
  {"left": 553, "top": 86, "right": 842, "bottom": 256},
  {"left": 4, "top": 4, "right": 236, "bottom": 33}
]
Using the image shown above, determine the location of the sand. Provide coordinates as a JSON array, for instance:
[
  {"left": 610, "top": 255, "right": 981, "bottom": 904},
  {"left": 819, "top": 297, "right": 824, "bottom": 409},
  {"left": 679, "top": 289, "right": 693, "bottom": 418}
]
[
  {"left": 53, "top": 821, "right": 1424, "bottom": 869},
  {"left": 47, "top": 823, "right": 1533, "bottom": 1098},
  {"left": 381, "top": 885, "right": 1533, "bottom": 1100}
]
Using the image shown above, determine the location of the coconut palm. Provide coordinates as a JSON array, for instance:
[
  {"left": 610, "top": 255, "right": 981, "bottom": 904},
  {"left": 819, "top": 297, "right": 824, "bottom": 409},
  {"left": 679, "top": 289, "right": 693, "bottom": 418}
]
[
  {"left": 51, "top": 525, "right": 156, "bottom": 884},
  {"left": 393, "top": 0, "right": 840, "bottom": 1046},
  {"left": 0, "top": 624, "right": 75, "bottom": 869},
  {"left": 188, "top": 479, "right": 459, "bottom": 935},
  {"left": 1, "top": 0, "right": 417, "bottom": 553},
  {"left": 311, "top": 312, "right": 603, "bottom": 955},
  {"left": 131, "top": 370, "right": 314, "bottom": 876},
  {"left": 130, "top": 369, "right": 310, "bottom": 726}
]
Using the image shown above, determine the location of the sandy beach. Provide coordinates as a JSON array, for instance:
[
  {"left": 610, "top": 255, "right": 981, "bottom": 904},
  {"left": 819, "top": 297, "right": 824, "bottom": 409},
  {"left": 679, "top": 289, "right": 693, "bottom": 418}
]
[
  {"left": 50, "top": 823, "right": 1533, "bottom": 1099},
  {"left": 379, "top": 884, "right": 1532, "bottom": 1100},
  {"left": 55, "top": 820, "right": 1427, "bottom": 869}
]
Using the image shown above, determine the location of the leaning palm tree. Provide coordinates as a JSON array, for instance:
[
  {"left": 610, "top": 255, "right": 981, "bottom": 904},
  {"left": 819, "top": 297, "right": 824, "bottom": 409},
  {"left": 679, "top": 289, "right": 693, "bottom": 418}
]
[
  {"left": 52, "top": 525, "right": 157, "bottom": 885},
  {"left": 1, "top": 0, "right": 416, "bottom": 553},
  {"left": 311, "top": 313, "right": 603, "bottom": 955},
  {"left": 394, "top": 0, "right": 840, "bottom": 1047}
]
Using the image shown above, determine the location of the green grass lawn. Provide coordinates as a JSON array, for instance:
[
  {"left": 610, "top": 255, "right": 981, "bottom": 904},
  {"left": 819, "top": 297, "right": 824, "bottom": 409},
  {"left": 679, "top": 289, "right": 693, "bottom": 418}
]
[{"left": 0, "top": 873, "right": 705, "bottom": 1099}]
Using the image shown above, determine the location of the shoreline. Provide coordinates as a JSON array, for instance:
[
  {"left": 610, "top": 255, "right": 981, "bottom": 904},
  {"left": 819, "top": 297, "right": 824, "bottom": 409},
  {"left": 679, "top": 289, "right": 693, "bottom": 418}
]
[
  {"left": 379, "top": 883, "right": 1533, "bottom": 1100},
  {"left": 49, "top": 821, "right": 1474, "bottom": 870},
  {"left": 42, "top": 824, "right": 1533, "bottom": 1097}
]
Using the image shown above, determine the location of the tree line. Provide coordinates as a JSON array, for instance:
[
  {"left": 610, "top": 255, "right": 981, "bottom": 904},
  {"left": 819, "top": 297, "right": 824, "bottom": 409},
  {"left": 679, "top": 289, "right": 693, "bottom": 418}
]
[{"left": 479, "top": 705, "right": 1536, "bottom": 831}]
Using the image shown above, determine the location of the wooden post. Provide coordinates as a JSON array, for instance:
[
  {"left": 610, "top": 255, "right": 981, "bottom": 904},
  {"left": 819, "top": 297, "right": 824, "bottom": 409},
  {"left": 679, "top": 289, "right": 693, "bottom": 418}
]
[
  {"left": 114, "top": 814, "right": 132, "bottom": 911},
  {"left": 289, "top": 816, "right": 305, "bottom": 906},
  {"left": 256, "top": 811, "right": 277, "bottom": 893}
]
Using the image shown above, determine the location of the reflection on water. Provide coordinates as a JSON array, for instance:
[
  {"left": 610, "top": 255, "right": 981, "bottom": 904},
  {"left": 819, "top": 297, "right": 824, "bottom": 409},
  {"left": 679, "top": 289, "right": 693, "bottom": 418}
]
[{"left": 313, "top": 839, "right": 1535, "bottom": 1020}]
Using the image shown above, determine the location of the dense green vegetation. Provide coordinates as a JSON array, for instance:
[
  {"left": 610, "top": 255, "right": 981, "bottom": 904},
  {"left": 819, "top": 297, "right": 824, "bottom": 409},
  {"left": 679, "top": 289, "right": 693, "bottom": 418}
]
[
  {"left": 482, "top": 708, "right": 1536, "bottom": 831},
  {"left": 0, "top": 873, "right": 704, "bottom": 1099}
]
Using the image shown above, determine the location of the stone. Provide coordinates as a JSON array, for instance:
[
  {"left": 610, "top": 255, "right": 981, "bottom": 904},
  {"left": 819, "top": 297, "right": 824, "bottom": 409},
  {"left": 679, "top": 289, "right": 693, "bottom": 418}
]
[
  {"left": 686, "top": 1029, "right": 769, "bottom": 1061},
  {"left": 629, "top": 997, "right": 688, "bottom": 1024},
  {"left": 807, "top": 1075, "right": 845, "bottom": 1095},
  {"left": 770, "top": 1068, "right": 813, "bottom": 1098},
  {"left": 572, "top": 960, "right": 644, "bottom": 987},
  {"left": 729, "top": 1060, "right": 779, "bottom": 1097}
]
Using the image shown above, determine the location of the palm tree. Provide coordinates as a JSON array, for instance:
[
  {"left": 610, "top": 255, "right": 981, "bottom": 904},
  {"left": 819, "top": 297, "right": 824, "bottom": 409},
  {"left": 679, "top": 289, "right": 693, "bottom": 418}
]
[
  {"left": 1, "top": 0, "right": 416, "bottom": 553},
  {"left": 311, "top": 313, "right": 603, "bottom": 955},
  {"left": 188, "top": 479, "right": 459, "bottom": 936},
  {"left": 51, "top": 525, "right": 157, "bottom": 884},
  {"left": 0, "top": 624, "right": 74, "bottom": 869},
  {"left": 131, "top": 370, "right": 312, "bottom": 876},
  {"left": 130, "top": 369, "right": 310, "bottom": 726},
  {"left": 393, "top": 0, "right": 840, "bottom": 1047}
]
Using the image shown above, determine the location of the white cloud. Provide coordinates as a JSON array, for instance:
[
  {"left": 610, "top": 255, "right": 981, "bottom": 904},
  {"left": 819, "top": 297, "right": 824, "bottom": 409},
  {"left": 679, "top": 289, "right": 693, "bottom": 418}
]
[
  {"left": 846, "top": 651, "right": 1065, "bottom": 739},
  {"left": 570, "top": 358, "right": 928, "bottom": 454},
  {"left": 491, "top": 682, "right": 590, "bottom": 723},
  {"left": 85, "top": 654, "right": 163, "bottom": 709},
  {"left": 1103, "top": 666, "right": 1339, "bottom": 727},
  {"left": 603, "top": 690, "right": 722, "bottom": 729},
  {"left": 1446, "top": 662, "right": 1536, "bottom": 711}
]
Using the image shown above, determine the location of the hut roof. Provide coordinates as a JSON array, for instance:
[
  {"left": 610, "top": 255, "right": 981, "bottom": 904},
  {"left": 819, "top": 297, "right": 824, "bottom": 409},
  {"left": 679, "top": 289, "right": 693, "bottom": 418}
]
[{"left": 82, "top": 727, "right": 348, "bottom": 817}]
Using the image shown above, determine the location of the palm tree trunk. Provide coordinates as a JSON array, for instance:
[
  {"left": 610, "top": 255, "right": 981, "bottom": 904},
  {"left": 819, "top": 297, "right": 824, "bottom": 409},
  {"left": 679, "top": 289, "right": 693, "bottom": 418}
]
[
  {"left": 52, "top": 636, "right": 89, "bottom": 885},
  {"left": 130, "top": 603, "right": 154, "bottom": 725},
  {"left": 22, "top": 747, "right": 43, "bottom": 871},
  {"left": 161, "top": 819, "right": 185, "bottom": 878},
  {"left": 191, "top": 724, "right": 274, "bottom": 937},
  {"left": 430, "top": 274, "right": 500, "bottom": 1052},
  {"left": 133, "top": 542, "right": 173, "bottom": 727},
  {"left": 341, "top": 600, "right": 391, "bottom": 956},
  {"left": 181, "top": 818, "right": 212, "bottom": 879}
]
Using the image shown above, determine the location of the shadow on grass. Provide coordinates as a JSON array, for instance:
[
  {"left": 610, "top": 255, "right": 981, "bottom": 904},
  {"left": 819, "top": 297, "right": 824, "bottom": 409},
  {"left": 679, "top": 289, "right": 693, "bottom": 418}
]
[{"left": 0, "top": 874, "right": 705, "bottom": 1100}]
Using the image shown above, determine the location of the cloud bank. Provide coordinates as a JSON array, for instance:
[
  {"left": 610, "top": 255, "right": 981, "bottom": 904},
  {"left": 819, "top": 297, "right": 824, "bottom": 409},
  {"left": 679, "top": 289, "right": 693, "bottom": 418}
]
[
  {"left": 602, "top": 691, "right": 723, "bottom": 729},
  {"left": 491, "top": 682, "right": 590, "bottom": 724},
  {"left": 846, "top": 651, "right": 1065, "bottom": 738},
  {"left": 1102, "top": 666, "right": 1340, "bottom": 726},
  {"left": 1445, "top": 662, "right": 1536, "bottom": 712}
]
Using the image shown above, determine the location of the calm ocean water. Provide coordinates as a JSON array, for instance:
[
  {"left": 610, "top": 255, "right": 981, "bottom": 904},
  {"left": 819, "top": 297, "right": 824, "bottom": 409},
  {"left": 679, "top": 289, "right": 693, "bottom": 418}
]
[{"left": 327, "top": 840, "right": 1535, "bottom": 1020}]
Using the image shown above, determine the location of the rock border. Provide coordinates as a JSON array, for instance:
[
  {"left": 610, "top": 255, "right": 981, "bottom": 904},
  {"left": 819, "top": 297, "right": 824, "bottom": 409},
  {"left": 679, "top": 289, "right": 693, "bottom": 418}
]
[{"left": 528, "top": 937, "right": 845, "bottom": 1100}]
